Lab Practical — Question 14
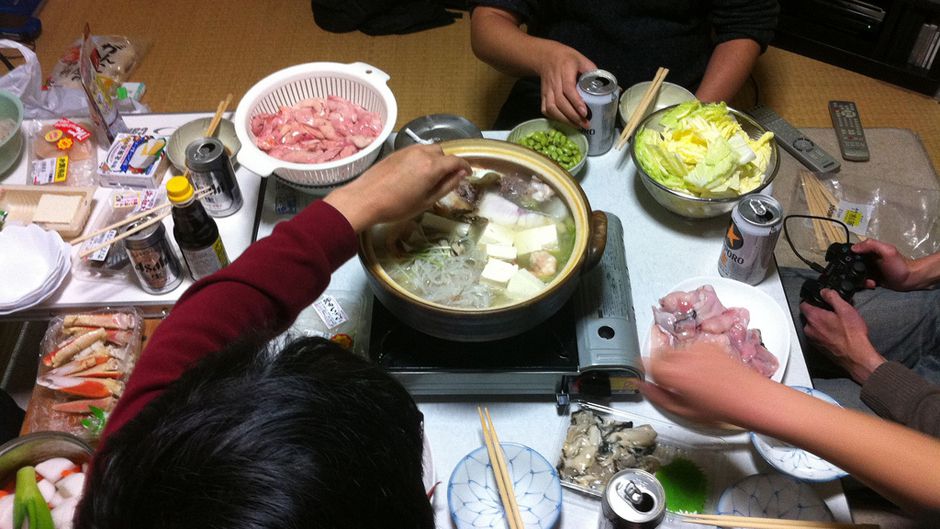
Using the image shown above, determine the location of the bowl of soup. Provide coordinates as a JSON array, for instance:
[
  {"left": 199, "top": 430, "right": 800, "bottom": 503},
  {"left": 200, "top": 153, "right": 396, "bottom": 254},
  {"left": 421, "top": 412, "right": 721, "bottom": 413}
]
[{"left": 359, "top": 139, "right": 607, "bottom": 342}]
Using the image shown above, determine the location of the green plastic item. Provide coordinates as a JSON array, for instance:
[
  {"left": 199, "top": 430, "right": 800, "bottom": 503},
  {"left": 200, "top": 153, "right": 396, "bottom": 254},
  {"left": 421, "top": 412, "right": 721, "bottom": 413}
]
[{"left": 655, "top": 457, "right": 708, "bottom": 514}]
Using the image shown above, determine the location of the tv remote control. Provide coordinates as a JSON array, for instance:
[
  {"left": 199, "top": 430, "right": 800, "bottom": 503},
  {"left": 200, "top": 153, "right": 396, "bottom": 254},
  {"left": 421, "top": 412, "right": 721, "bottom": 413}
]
[
  {"left": 829, "top": 100, "right": 870, "bottom": 162},
  {"left": 748, "top": 104, "right": 840, "bottom": 174}
]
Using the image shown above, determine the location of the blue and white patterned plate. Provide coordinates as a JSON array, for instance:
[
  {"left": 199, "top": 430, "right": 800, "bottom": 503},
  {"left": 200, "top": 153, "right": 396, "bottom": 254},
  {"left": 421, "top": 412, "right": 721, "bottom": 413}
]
[
  {"left": 750, "top": 386, "right": 849, "bottom": 482},
  {"left": 717, "top": 473, "right": 833, "bottom": 522},
  {"left": 448, "top": 442, "right": 562, "bottom": 529}
]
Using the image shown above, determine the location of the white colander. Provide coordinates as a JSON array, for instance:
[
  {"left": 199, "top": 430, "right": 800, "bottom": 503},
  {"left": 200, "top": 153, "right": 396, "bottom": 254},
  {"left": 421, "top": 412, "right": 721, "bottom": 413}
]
[{"left": 233, "top": 62, "right": 397, "bottom": 188}]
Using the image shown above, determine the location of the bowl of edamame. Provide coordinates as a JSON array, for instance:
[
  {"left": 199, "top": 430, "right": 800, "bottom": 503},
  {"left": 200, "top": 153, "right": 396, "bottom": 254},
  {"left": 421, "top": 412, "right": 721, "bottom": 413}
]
[{"left": 507, "top": 118, "right": 587, "bottom": 177}]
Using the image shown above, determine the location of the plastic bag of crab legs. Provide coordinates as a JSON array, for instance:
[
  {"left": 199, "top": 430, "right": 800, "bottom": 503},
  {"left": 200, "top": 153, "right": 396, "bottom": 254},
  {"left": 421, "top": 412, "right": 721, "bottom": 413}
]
[{"left": 26, "top": 308, "right": 143, "bottom": 443}]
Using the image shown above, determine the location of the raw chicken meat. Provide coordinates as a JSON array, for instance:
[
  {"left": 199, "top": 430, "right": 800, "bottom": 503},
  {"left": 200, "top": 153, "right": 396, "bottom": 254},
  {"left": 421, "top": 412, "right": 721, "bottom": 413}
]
[
  {"left": 250, "top": 96, "right": 382, "bottom": 164},
  {"left": 651, "top": 285, "right": 780, "bottom": 378}
]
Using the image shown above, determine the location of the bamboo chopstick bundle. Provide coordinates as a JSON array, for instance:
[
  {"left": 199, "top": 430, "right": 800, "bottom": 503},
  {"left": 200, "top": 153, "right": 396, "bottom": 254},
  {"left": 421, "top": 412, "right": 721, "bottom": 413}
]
[
  {"left": 800, "top": 171, "right": 844, "bottom": 248},
  {"left": 477, "top": 407, "right": 524, "bottom": 529},
  {"left": 681, "top": 512, "right": 879, "bottom": 529},
  {"left": 615, "top": 67, "right": 669, "bottom": 151}
]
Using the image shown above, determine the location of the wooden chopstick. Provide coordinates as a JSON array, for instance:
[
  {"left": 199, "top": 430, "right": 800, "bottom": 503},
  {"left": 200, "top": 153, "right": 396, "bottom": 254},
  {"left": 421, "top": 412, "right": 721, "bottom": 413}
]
[
  {"left": 204, "top": 93, "right": 233, "bottom": 138},
  {"left": 71, "top": 188, "right": 213, "bottom": 246},
  {"left": 615, "top": 67, "right": 669, "bottom": 150},
  {"left": 477, "top": 407, "right": 524, "bottom": 529},
  {"left": 681, "top": 513, "right": 879, "bottom": 529},
  {"left": 77, "top": 210, "right": 171, "bottom": 259}
]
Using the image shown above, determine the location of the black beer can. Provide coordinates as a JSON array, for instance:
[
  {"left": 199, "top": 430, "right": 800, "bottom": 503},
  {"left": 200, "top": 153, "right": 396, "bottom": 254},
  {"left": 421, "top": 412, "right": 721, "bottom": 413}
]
[{"left": 185, "top": 137, "right": 244, "bottom": 218}]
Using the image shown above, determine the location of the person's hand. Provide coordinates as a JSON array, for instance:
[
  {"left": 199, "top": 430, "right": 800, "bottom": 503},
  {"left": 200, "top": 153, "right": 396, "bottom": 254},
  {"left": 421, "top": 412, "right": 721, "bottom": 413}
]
[
  {"left": 324, "top": 144, "right": 470, "bottom": 232},
  {"left": 801, "top": 289, "right": 886, "bottom": 384},
  {"left": 852, "top": 239, "right": 920, "bottom": 291},
  {"left": 535, "top": 42, "right": 596, "bottom": 128},
  {"left": 639, "top": 338, "right": 774, "bottom": 428}
]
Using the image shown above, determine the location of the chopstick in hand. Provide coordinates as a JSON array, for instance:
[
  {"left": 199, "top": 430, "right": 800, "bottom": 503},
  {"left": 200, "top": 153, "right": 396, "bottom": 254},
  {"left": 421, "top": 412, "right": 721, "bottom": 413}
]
[
  {"left": 681, "top": 513, "right": 880, "bottom": 529},
  {"left": 478, "top": 407, "right": 524, "bottom": 529},
  {"left": 615, "top": 67, "right": 669, "bottom": 151}
]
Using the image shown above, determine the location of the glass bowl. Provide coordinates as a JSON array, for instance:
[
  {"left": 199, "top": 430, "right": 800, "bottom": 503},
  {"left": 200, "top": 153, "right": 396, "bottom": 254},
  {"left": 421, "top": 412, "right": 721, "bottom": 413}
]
[
  {"left": 630, "top": 105, "right": 779, "bottom": 219},
  {"left": 0, "top": 431, "right": 93, "bottom": 484},
  {"left": 508, "top": 118, "right": 588, "bottom": 177}
]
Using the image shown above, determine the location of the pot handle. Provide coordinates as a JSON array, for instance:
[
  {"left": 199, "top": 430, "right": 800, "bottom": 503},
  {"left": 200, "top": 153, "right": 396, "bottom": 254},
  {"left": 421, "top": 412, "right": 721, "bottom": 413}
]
[{"left": 582, "top": 210, "right": 608, "bottom": 273}]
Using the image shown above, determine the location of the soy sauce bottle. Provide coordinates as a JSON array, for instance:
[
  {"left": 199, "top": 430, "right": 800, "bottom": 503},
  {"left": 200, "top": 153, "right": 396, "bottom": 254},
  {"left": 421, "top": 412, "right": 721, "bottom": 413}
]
[{"left": 166, "top": 176, "right": 230, "bottom": 281}]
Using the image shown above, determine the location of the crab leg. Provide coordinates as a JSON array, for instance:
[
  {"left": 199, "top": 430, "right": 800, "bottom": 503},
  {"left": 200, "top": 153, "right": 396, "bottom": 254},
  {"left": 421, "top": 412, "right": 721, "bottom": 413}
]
[
  {"left": 51, "top": 397, "right": 115, "bottom": 415},
  {"left": 71, "top": 359, "right": 123, "bottom": 379},
  {"left": 63, "top": 313, "right": 135, "bottom": 330},
  {"left": 60, "top": 327, "right": 132, "bottom": 346},
  {"left": 47, "top": 352, "right": 112, "bottom": 377},
  {"left": 41, "top": 328, "right": 107, "bottom": 368},
  {"left": 38, "top": 375, "right": 123, "bottom": 399}
]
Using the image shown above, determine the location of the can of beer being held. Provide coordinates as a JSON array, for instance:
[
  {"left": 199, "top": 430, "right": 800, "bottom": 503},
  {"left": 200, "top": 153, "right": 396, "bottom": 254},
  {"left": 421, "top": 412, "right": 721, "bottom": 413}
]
[
  {"left": 577, "top": 69, "right": 620, "bottom": 156},
  {"left": 718, "top": 195, "right": 783, "bottom": 285},
  {"left": 599, "top": 469, "right": 666, "bottom": 529}
]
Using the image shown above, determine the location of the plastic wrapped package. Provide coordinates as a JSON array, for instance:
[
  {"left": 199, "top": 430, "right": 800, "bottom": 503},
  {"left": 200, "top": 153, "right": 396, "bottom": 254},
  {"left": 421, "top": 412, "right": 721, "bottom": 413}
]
[
  {"left": 44, "top": 34, "right": 147, "bottom": 90},
  {"left": 786, "top": 173, "right": 940, "bottom": 260},
  {"left": 24, "top": 118, "right": 97, "bottom": 187},
  {"left": 25, "top": 308, "right": 144, "bottom": 444},
  {"left": 74, "top": 188, "right": 167, "bottom": 283},
  {"left": 284, "top": 290, "right": 371, "bottom": 357},
  {"left": 554, "top": 401, "right": 746, "bottom": 525}
]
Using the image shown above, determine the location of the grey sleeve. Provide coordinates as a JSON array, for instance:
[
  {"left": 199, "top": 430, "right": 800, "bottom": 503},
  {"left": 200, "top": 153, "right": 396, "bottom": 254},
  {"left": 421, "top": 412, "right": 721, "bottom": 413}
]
[
  {"left": 710, "top": 0, "right": 780, "bottom": 51},
  {"left": 862, "top": 361, "right": 940, "bottom": 438}
]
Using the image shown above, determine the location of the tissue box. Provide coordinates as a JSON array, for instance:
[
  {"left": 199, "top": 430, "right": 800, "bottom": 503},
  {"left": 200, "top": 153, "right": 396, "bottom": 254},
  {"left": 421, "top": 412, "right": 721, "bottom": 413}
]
[{"left": 98, "top": 133, "right": 169, "bottom": 188}]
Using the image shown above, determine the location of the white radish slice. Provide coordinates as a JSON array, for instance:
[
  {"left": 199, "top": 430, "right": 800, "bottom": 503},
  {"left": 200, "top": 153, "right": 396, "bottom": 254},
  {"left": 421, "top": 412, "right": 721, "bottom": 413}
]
[
  {"left": 52, "top": 497, "right": 79, "bottom": 529},
  {"left": 36, "top": 457, "right": 77, "bottom": 483},
  {"left": 37, "top": 479, "right": 56, "bottom": 503},
  {"left": 56, "top": 472, "right": 85, "bottom": 499}
]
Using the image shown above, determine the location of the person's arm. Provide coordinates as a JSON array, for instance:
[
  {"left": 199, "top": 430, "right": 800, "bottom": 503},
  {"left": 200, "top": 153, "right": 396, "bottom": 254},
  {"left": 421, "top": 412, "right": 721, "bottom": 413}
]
[
  {"left": 640, "top": 343, "right": 940, "bottom": 516},
  {"left": 470, "top": 6, "right": 595, "bottom": 127},
  {"left": 698, "top": 0, "right": 778, "bottom": 102},
  {"left": 862, "top": 361, "right": 940, "bottom": 437},
  {"left": 694, "top": 39, "right": 761, "bottom": 103},
  {"left": 853, "top": 239, "right": 940, "bottom": 291},
  {"left": 103, "top": 146, "right": 469, "bottom": 438}
]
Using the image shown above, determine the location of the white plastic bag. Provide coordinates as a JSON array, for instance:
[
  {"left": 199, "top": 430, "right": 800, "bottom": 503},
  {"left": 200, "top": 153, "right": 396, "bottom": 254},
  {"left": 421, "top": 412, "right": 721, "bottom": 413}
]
[{"left": 0, "top": 39, "right": 148, "bottom": 120}]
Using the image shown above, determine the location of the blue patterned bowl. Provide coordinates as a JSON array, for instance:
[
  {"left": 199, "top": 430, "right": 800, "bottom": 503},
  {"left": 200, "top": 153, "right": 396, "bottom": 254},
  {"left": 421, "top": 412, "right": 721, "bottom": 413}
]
[
  {"left": 448, "top": 442, "right": 562, "bottom": 529},
  {"left": 717, "top": 473, "right": 833, "bottom": 521},
  {"left": 750, "top": 386, "right": 849, "bottom": 482}
]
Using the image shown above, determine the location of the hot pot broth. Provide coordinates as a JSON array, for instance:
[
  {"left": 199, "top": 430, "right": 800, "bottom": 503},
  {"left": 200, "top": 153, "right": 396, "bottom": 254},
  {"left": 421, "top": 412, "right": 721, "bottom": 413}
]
[{"left": 374, "top": 157, "right": 576, "bottom": 309}]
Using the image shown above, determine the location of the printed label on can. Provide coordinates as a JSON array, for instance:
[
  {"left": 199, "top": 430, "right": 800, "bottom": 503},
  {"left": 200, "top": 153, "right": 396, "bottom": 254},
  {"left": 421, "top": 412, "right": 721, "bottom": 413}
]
[
  {"left": 313, "top": 295, "right": 349, "bottom": 330},
  {"left": 192, "top": 172, "right": 234, "bottom": 213},
  {"left": 128, "top": 245, "right": 180, "bottom": 292}
]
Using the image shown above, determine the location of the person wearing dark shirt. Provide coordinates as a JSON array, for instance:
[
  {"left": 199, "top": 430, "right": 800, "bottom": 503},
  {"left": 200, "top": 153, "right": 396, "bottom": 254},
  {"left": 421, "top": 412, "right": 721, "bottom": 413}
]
[
  {"left": 470, "top": 0, "right": 779, "bottom": 129},
  {"left": 75, "top": 145, "right": 471, "bottom": 529}
]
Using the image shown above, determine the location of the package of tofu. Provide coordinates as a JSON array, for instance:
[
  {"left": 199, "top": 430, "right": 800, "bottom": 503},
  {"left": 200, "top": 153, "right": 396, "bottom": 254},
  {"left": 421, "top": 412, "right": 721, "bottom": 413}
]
[
  {"left": 97, "top": 132, "right": 168, "bottom": 188},
  {"left": 25, "top": 118, "right": 99, "bottom": 187},
  {"left": 0, "top": 185, "right": 95, "bottom": 239},
  {"left": 74, "top": 188, "right": 166, "bottom": 282}
]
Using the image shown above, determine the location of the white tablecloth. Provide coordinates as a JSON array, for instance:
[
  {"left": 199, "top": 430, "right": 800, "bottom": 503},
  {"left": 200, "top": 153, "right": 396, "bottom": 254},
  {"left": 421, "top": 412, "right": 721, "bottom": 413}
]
[{"left": 0, "top": 114, "right": 851, "bottom": 526}]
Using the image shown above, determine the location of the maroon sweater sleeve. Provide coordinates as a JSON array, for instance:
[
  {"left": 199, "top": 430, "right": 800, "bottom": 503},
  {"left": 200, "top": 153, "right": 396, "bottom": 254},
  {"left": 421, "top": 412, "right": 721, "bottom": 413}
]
[{"left": 101, "top": 200, "right": 357, "bottom": 440}]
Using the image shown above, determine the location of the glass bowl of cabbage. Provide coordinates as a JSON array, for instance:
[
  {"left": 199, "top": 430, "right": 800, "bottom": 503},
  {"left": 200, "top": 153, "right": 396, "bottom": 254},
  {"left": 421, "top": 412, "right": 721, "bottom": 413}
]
[{"left": 630, "top": 101, "right": 779, "bottom": 219}]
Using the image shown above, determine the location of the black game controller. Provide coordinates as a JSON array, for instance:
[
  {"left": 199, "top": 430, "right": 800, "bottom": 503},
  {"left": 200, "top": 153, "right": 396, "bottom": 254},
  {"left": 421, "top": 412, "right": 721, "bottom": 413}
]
[{"left": 800, "top": 242, "right": 874, "bottom": 309}]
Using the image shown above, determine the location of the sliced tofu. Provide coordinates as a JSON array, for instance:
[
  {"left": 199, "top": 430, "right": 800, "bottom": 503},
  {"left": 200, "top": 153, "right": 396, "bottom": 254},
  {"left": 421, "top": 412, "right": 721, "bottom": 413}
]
[
  {"left": 506, "top": 268, "right": 545, "bottom": 300},
  {"left": 479, "top": 223, "right": 516, "bottom": 245},
  {"left": 485, "top": 243, "right": 517, "bottom": 261},
  {"left": 480, "top": 258, "right": 518, "bottom": 286},
  {"left": 420, "top": 212, "right": 470, "bottom": 237},
  {"left": 515, "top": 224, "right": 558, "bottom": 255},
  {"left": 33, "top": 194, "right": 83, "bottom": 224}
]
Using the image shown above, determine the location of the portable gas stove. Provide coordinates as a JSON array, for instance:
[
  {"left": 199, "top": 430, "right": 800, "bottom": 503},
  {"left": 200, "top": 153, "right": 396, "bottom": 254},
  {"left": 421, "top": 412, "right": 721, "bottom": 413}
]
[{"left": 368, "top": 214, "right": 642, "bottom": 407}]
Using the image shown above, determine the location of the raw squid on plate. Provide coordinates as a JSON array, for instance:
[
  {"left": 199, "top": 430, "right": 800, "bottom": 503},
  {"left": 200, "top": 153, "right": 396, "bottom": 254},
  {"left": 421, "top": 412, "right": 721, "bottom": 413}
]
[{"left": 651, "top": 284, "right": 780, "bottom": 378}]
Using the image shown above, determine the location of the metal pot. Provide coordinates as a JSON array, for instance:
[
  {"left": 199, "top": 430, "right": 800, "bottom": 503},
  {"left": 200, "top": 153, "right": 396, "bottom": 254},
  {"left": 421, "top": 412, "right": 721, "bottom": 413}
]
[{"left": 359, "top": 139, "right": 607, "bottom": 341}]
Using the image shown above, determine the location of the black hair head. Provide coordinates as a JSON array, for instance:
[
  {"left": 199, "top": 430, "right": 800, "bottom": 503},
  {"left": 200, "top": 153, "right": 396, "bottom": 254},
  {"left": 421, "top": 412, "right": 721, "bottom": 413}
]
[{"left": 75, "top": 336, "right": 431, "bottom": 529}]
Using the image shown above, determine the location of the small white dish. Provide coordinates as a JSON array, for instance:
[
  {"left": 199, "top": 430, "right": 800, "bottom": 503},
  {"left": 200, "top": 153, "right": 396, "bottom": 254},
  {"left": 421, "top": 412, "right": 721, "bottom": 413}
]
[
  {"left": 0, "top": 225, "right": 70, "bottom": 314},
  {"left": 642, "top": 276, "right": 791, "bottom": 383},
  {"left": 750, "top": 387, "right": 849, "bottom": 482},
  {"left": 717, "top": 473, "right": 833, "bottom": 522},
  {"left": 448, "top": 442, "right": 562, "bottom": 529}
]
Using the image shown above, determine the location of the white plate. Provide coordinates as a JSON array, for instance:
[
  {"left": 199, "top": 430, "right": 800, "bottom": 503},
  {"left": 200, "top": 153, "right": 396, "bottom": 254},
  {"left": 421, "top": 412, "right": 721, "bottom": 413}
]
[
  {"left": 717, "top": 473, "right": 833, "bottom": 522},
  {"left": 750, "top": 387, "right": 849, "bottom": 482},
  {"left": 642, "top": 276, "right": 791, "bottom": 382},
  {"left": 0, "top": 225, "right": 70, "bottom": 313},
  {"left": 448, "top": 442, "right": 562, "bottom": 529}
]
